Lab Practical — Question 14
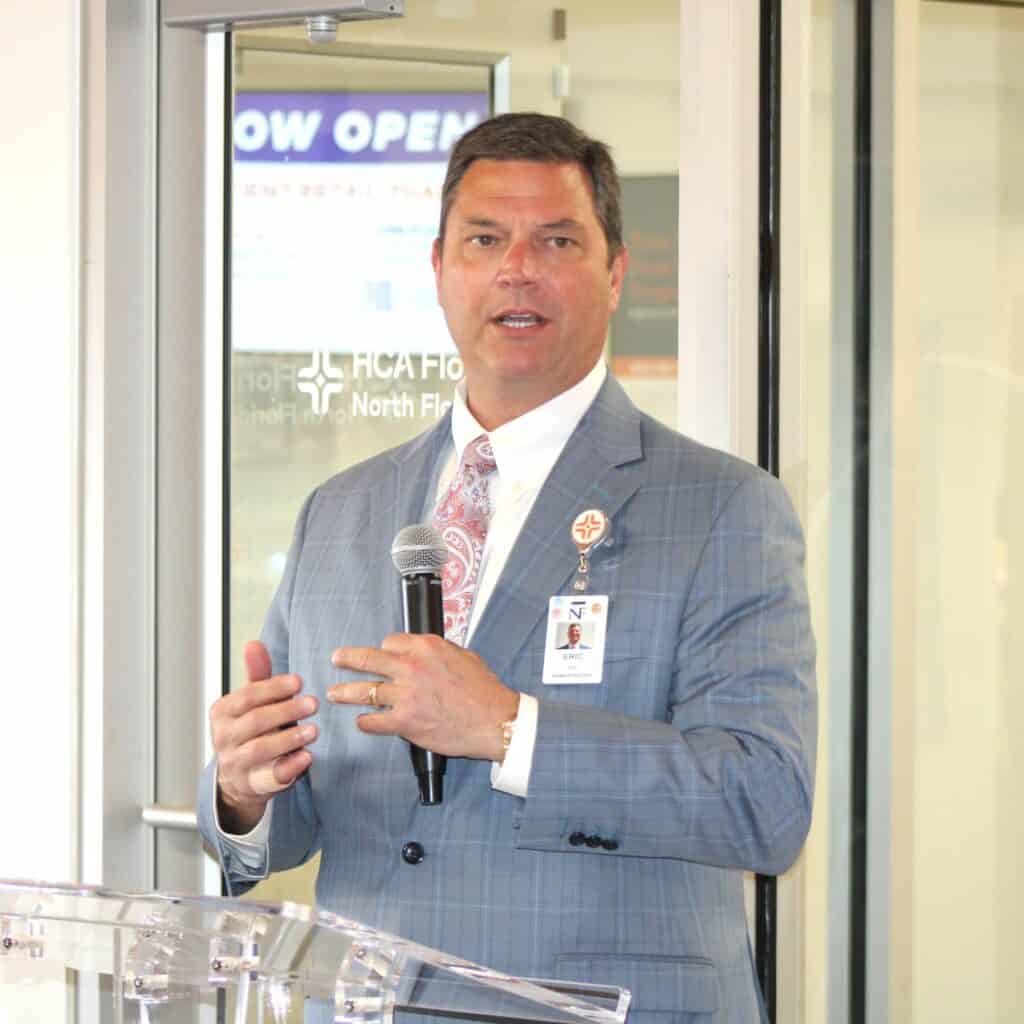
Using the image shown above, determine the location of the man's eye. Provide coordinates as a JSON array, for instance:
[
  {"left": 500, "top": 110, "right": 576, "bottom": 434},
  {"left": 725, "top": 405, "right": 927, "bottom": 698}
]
[
  {"left": 548, "top": 236, "right": 574, "bottom": 249},
  {"left": 470, "top": 235, "right": 497, "bottom": 247}
]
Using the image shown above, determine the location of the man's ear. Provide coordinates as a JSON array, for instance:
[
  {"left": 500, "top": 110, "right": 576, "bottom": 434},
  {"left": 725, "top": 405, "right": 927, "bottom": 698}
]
[
  {"left": 608, "top": 246, "right": 629, "bottom": 313},
  {"left": 431, "top": 237, "right": 442, "bottom": 281}
]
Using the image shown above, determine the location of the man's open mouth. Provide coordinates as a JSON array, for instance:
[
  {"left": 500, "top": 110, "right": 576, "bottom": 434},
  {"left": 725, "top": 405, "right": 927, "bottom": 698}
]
[{"left": 492, "top": 311, "right": 548, "bottom": 329}]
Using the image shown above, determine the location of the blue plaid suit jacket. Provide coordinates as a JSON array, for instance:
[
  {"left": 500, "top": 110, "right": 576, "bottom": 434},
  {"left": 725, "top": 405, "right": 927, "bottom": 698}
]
[{"left": 199, "top": 374, "right": 817, "bottom": 1023}]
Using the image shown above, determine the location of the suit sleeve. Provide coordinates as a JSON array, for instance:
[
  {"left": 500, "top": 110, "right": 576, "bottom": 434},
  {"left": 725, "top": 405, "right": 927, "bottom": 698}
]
[
  {"left": 515, "top": 471, "right": 817, "bottom": 876},
  {"left": 196, "top": 488, "right": 324, "bottom": 896}
]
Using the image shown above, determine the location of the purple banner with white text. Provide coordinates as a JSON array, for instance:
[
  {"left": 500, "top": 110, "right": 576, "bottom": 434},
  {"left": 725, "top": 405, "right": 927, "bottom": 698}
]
[{"left": 234, "top": 91, "right": 490, "bottom": 164}]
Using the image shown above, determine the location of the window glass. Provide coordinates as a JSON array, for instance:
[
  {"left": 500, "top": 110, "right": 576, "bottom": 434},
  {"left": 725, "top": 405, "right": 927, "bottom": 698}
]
[
  {"left": 907, "top": 5, "right": 1024, "bottom": 1020},
  {"left": 231, "top": 51, "right": 488, "bottom": 685},
  {"left": 798, "top": 3, "right": 1024, "bottom": 1020}
]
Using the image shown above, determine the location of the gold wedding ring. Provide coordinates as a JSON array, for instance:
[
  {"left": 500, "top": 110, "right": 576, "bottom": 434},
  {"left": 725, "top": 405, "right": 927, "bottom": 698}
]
[{"left": 368, "top": 683, "right": 379, "bottom": 708}]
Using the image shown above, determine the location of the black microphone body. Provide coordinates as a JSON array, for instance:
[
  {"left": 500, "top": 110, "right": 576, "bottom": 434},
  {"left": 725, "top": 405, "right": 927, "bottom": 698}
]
[
  {"left": 400, "top": 571, "right": 447, "bottom": 806},
  {"left": 391, "top": 524, "right": 450, "bottom": 806},
  {"left": 402, "top": 572, "right": 445, "bottom": 636}
]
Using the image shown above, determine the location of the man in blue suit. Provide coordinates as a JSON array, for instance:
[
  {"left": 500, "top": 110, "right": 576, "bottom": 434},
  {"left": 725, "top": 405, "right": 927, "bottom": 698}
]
[{"left": 198, "top": 113, "right": 816, "bottom": 1023}]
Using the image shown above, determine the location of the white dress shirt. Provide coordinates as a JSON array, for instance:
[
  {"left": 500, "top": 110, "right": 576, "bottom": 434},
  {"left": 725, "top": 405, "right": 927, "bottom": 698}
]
[{"left": 215, "top": 360, "right": 607, "bottom": 853}]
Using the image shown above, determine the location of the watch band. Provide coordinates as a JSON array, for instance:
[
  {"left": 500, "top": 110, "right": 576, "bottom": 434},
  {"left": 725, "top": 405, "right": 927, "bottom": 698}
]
[{"left": 500, "top": 717, "right": 516, "bottom": 758}]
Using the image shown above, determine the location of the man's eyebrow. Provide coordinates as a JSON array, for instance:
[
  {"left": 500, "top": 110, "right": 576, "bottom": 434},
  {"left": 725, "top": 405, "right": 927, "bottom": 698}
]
[
  {"left": 538, "top": 218, "right": 585, "bottom": 231},
  {"left": 458, "top": 216, "right": 586, "bottom": 231}
]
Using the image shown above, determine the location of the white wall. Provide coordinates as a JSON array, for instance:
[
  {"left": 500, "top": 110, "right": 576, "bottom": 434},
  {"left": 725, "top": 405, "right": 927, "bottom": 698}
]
[
  {"left": 0, "top": 0, "right": 80, "bottom": 884},
  {"left": 0, "top": 2, "right": 81, "bottom": 1018}
]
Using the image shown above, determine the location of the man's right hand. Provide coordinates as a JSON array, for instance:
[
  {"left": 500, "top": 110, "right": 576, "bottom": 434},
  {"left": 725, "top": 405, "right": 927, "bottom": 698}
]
[{"left": 210, "top": 641, "right": 319, "bottom": 835}]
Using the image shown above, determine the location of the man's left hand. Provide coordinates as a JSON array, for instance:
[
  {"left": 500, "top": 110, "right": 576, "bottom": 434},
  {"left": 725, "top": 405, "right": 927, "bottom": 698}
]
[{"left": 327, "top": 634, "right": 520, "bottom": 762}]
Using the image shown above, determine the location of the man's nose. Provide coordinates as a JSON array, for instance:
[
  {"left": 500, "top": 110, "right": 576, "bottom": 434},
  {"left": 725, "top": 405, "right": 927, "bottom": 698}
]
[{"left": 496, "top": 239, "right": 537, "bottom": 286}]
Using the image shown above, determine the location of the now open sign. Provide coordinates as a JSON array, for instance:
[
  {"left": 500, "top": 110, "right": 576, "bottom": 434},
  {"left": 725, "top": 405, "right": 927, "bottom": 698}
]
[{"left": 234, "top": 91, "right": 489, "bottom": 164}]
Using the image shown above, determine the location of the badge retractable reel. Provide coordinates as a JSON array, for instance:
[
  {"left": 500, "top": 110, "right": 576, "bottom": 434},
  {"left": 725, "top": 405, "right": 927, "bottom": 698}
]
[{"left": 570, "top": 509, "right": 611, "bottom": 593}]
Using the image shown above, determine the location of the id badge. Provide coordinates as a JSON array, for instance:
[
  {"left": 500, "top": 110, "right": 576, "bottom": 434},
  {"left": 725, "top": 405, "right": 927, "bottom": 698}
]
[{"left": 542, "top": 595, "right": 609, "bottom": 685}]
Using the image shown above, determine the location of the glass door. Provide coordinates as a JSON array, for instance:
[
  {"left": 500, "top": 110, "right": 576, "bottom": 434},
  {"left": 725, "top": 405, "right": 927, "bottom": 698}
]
[{"left": 223, "top": 4, "right": 682, "bottom": 908}]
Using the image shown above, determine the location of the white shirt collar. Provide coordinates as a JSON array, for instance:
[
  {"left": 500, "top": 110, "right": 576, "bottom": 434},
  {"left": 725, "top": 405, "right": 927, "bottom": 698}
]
[{"left": 450, "top": 360, "right": 607, "bottom": 489}]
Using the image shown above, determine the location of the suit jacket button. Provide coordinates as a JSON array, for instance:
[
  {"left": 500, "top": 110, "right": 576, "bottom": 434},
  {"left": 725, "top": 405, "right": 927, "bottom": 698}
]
[
  {"left": 402, "top": 841, "right": 425, "bottom": 865},
  {"left": 585, "top": 835, "right": 602, "bottom": 848},
  {"left": 601, "top": 838, "right": 619, "bottom": 851},
  {"left": 568, "top": 832, "right": 587, "bottom": 847}
]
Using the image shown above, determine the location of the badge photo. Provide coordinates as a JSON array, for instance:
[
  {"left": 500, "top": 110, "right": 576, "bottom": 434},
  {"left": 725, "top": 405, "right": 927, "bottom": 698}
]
[{"left": 543, "top": 595, "right": 609, "bottom": 685}]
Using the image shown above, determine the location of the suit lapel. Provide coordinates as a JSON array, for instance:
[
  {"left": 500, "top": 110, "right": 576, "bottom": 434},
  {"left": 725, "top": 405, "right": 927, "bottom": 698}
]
[{"left": 469, "top": 376, "right": 645, "bottom": 682}]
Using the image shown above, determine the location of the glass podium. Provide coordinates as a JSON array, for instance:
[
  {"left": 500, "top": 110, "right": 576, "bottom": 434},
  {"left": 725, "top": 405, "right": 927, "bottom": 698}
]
[{"left": 0, "top": 880, "right": 630, "bottom": 1024}]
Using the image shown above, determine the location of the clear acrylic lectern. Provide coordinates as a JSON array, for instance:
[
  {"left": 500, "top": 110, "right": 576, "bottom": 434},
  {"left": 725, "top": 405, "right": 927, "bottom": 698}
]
[{"left": 0, "top": 880, "right": 630, "bottom": 1023}]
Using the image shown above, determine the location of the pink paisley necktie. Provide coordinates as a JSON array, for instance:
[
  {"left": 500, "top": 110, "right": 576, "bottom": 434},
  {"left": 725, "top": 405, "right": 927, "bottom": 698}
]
[{"left": 432, "top": 434, "right": 497, "bottom": 646}]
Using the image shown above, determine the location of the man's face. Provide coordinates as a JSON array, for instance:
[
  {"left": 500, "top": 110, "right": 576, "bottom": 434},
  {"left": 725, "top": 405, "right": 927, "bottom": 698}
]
[
  {"left": 432, "top": 159, "right": 627, "bottom": 426},
  {"left": 567, "top": 624, "right": 582, "bottom": 645}
]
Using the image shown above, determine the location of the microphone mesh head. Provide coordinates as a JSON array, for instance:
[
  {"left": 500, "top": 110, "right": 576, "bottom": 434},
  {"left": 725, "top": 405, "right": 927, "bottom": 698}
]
[{"left": 391, "top": 524, "right": 449, "bottom": 576}]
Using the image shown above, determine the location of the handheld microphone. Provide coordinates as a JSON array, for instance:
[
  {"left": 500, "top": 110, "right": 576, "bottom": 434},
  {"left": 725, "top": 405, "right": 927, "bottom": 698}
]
[{"left": 390, "top": 524, "right": 449, "bottom": 806}]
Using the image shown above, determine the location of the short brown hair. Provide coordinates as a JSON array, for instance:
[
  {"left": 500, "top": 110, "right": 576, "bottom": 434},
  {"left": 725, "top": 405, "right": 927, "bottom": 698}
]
[{"left": 439, "top": 112, "right": 624, "bottom": 262}]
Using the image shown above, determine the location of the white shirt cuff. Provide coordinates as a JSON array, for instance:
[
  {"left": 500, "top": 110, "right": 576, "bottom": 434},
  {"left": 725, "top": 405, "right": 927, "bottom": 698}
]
[
  {"left": 490, "top": 694, "right": 538, "bottom": 798},
  {"left": 212, "top": 771, "right": 273, "bottom": 869}
]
